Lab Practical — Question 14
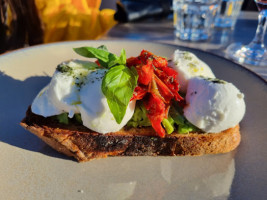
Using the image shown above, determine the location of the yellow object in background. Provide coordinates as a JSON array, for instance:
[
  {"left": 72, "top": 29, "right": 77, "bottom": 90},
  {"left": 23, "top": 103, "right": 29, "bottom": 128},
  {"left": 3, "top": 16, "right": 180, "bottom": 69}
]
[
  {"left": 227, "top": 2, "right": 233, "bottom": 16},
  {"left": 35, "top": 0, "right": 117, "bottom": 43}
]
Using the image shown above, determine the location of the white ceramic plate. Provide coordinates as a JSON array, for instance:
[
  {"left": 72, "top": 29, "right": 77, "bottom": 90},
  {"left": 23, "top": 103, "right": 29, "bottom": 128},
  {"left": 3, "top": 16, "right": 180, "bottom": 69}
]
[{"left": 0, "top": 41, "right": 266, "bottom": 200}]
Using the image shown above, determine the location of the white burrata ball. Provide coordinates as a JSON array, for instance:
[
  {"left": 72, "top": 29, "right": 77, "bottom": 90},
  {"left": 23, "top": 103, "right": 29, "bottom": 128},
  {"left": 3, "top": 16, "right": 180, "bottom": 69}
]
[
  {"left": 78, "top": 69, "right": 136, "bottom": 134},
  {"left": 31, "top": 60, "right": 136, "bottom": 134},
  {"left": 170, "top": 50, "right": 215, "bottom": 93},
  {"left": 184, "top": 77, "right": 246, "bottom": 133}
]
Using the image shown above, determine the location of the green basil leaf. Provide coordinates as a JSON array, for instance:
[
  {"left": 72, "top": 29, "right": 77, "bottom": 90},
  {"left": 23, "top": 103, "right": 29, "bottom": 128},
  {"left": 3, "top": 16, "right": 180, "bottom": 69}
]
[
  {"left": 101, "top": 65, "right": 138, "bottom": 124},
  {"left": 107, "top": 48, "right": 126, "bottom": 68},
  {"left": 97, "top": 45, "right": 108, "bottom": 51},
  {"left": 73, "top": 46, "right": 118, "bottom": 68},
  {"left": 118, "top": 49, "right": 126, "bottom": 65},
  {"left": 70, "top": 60, "right": 99, "bottom": 70}
]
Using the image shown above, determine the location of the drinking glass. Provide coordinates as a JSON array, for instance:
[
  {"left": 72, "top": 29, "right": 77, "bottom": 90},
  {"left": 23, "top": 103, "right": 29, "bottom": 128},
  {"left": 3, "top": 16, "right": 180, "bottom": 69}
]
[
  {"left": 173, "top": 0, "right": 221, "bottom": 41},
  {"left": 214, "top": 0, "right": 244, "bottom": 28},
  {"left": 226, "top": 0, "right": 267, "bottom": 66}
]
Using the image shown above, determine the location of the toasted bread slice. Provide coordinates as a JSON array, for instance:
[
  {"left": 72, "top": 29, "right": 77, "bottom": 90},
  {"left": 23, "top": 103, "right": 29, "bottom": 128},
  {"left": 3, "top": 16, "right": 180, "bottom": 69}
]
[{"left": 20, "top": 107, "right": 241, "bottom": 162}]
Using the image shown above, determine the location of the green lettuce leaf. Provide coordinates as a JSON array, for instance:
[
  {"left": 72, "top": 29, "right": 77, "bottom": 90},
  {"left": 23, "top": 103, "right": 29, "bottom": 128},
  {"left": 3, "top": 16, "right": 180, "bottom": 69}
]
[
  {"left": 169, "top": 106, "right": 199, "bottom": 134},
  {"left": 54, "top": 113, "right": 69, "bottom": 124},
  {"left": 162, "top": 117, "right": 174, "bottom": 134},
  {"left": 52, "top": 113, "right": 82, "bottom": 125},
  {"left": 127, "top": 101, "right": 151, "bottom": 127},
  {"left": 74, "top": 113, "right": 82, "bottom": 124}
]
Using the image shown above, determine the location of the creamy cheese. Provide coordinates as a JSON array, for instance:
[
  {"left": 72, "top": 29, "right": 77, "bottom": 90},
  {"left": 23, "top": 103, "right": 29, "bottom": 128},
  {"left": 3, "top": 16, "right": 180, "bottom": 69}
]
[
  {"left": 78, "top": 69, "right": 136, "bottom": 133},
  {"left": 170, "top": 50, "right": 215, "bottom": 93},
  {"left": 31, "top": 70, "right": 80, "bottom": 118},
  {"left": 184, "top": 77, "right": 246, "bottom": 133},
  {"left": 31, "top": 60, "right": 136, "bottom": 134}
]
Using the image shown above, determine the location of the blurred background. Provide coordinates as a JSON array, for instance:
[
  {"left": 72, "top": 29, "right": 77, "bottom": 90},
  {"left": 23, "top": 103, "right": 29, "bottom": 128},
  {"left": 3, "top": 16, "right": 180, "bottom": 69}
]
[{"left": 0, "top": 0, "right": 259, "bottom": 54}]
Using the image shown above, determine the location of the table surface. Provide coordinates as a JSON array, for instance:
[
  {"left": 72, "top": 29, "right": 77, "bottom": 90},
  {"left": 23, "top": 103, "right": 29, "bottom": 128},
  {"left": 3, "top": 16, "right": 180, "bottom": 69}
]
[{"left": 103, "top": 11, "right": 267, "bottom": 81}]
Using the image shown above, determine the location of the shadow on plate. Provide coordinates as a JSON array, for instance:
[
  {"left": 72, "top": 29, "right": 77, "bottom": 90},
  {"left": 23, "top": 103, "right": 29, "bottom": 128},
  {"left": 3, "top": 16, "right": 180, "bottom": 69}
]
[{"left": 0, "top": 71, "right": 72, "bottom": 161}]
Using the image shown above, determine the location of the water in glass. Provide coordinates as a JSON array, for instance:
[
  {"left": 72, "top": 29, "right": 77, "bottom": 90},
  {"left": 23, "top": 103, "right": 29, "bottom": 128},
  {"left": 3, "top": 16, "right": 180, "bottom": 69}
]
[
  {"left": 214, "top": 0, "right": 244, "bottom": 28},
  {"left": 173, "top": 0, "right": 220, "bottom": 41}
]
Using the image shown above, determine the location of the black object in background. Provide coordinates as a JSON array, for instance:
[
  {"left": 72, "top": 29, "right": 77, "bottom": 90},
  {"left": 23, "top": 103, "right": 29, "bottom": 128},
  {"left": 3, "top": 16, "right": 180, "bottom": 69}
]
[
  {"left": 242, "top": 0, "right": 258, "bottom": 11},
  {"left": 114, "top": 0, "right": 172, "bottom": 22}
]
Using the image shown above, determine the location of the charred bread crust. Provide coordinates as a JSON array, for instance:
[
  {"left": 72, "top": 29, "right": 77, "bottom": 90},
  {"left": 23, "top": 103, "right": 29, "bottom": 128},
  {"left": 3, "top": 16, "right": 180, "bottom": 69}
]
[{"left": 20, "top": 107, "right": 241, "bottom": 162}]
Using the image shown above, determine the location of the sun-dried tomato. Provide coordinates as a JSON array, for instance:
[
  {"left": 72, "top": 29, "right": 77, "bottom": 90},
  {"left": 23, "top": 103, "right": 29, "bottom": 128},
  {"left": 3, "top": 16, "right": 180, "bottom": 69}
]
[
  {"left": 136, "top": 60, "right": 153, "bottom": 85},
  {"left": 139, "top": 50, "right": 154, "bottom": 62},
  {"left": 154, "top": 67, "right": 183, "bottom": 101},
  {"left": 126, "top": 49, "right": 183, "bottom": 137},
  {"left": 131, "top": 85, "right": 147, "bottom": 101},
  {"left": 95, "top": 60, "right": 101, "bottom": 66},
  {"left": 152, "top": 56, "right": 168, "bottom": 69},
  {"left": 126, "top": 56, "right": 142, "bottom": 67},
  {"left": 144, "top": 94, "right": 166, "bottom": 138},
  {"left": 153, "top": 74, "right": 174, "bottom": 103}
]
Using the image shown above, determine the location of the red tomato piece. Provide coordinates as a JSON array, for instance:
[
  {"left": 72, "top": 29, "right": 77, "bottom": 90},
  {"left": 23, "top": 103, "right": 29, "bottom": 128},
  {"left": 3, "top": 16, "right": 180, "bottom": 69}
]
[
  {"left": 154, "top": 75, "right": 174, "bottom": 103},
  {"left": 144, "top": 94, "right": 166, "bottom": 138},
  {"left": 162, "top": 65, "right": 178, "bottom": 78},
  {"left": 136, "top": 61, "right": 153, "bottom": 85},
  {"left": 95, "top": 60, "right": 101, "bottom": 66},
  {"left": 152, "top": 57, "right": 168, "bottom": 69},
  {"left": 131, "top": 85, "right": 147, "bottom": 101},
  {"left": 127, "top": 49, "right": 184, "bottom": 137},
  {"left": 154, "top": 68, "right": 183, "bottom": 101},
  {"left": 126, "top": 56, "right": 142, "bottom": 67},
  {"left": 139, "top": 50, "right": 154, "bottom": 62}
]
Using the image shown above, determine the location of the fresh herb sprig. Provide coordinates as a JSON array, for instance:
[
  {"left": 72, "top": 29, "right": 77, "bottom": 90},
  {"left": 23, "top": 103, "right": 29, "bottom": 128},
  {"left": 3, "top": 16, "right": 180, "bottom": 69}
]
[{"left": 73, "top": 45, "right": 138, "bottom": 124}]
